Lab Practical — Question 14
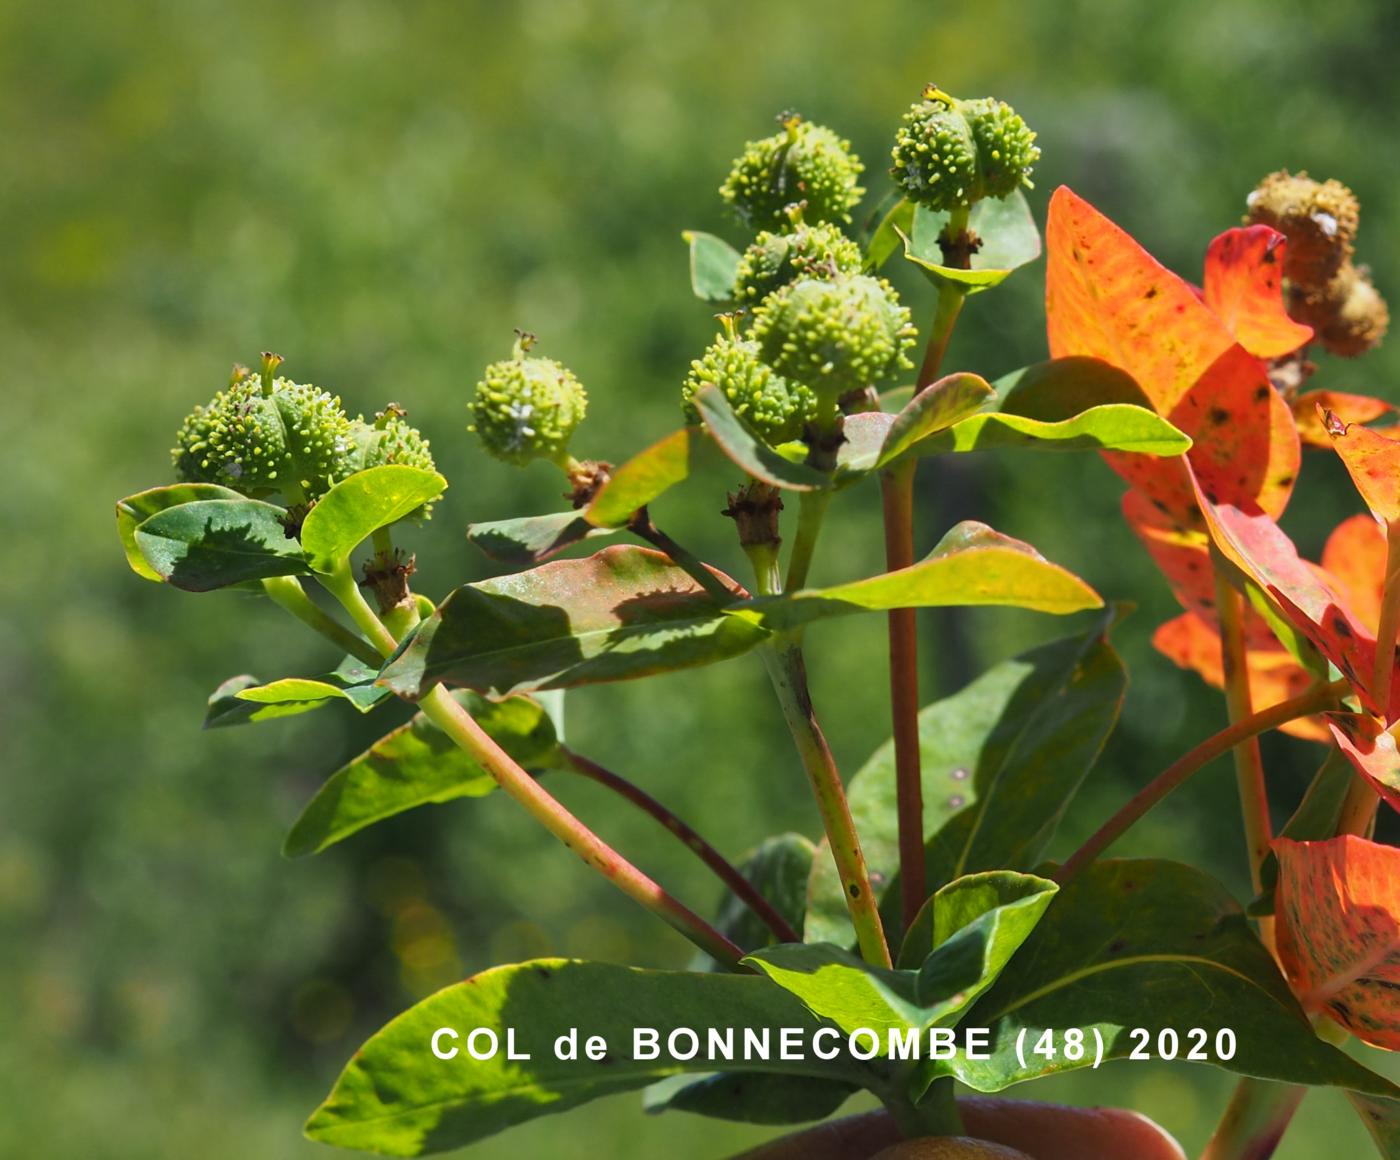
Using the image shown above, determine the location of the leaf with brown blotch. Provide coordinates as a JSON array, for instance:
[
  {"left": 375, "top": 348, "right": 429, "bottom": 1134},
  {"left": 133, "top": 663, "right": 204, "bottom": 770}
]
[
  {"left": 1045, "top": 186, "right": 1234, "bottom": 414},
  {"left": 1154, "top": 612, "right": 1328, "bottom": 742},
  {"left": 1322, "top": 513, "right": 1387, "bottom": 634},
  {"left": 1293, "top": 390, "right": 1397, "bottom": 449},
  {"left": 1202, "top": 226, "right": 1314, "bottom": 359},
  {"left": 1275, "top": 836, "right": 1400, "bottom": 1049},
  {"left": 1322, "top": 407, "right": 1400, "bottom": 525},
  {"left": 1326, "top": 712, "right": 1400, "bottom": 815}
]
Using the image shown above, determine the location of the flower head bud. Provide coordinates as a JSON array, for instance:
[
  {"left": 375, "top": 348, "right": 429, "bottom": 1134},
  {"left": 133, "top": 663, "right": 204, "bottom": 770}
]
[
  {"left": 1246, "top": 169, "right": 1360, "bottom": 287},
  {"left": 469, "top": 334, "right": 588, "bottom": 467},
  {"left": 890, "top": 87, "right": 1039, "bottom": 211},
  {"left": 337, "top": 404, "right": 440, "bottom": 520},
  {"left": 1292, "top": 265, "right": 1389, "bottom": 358},
  {"left": 172, "top": 356, "right": 353, "bottom": 502},
  {"left": 682, "top": 322, "right": 819, "bottom": 446},
  {"left": 732, "top": 222, "right": 863, "bottom": 305},
  {"left": 752, "top": 273, "right": 915, "bottom": 402},
  {"left": 720, "top": 113, "right": 865, "bottom": 231}
]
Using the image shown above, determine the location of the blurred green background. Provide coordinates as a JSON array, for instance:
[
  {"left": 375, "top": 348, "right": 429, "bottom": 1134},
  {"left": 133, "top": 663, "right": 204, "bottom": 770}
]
[{"left": 6, "top": 0, "right": 1400, "bottom": 1155}]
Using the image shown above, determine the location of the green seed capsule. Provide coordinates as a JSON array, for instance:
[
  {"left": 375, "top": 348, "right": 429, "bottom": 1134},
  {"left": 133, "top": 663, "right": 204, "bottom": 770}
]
[
  {"left": 172, "top": 357, "right": 353, "bottom": 502},
  {"left": 469, "top": 336, "right": 588, "bottom": 467},
  {"left": 720, "top": 113, "right": 865, "bottom": 231},
  {"left": 752, "top": 273, "right": 915, "bottom": 402},
  {"left": 339, "top": 404, "right": 439, "bottom": 518},
  {"left": 890, "top": 87, "right": 1039, "bottom": 211},
  {"left": 732, "top": 222, "right": 863, "bottom": 305},
  {"left": 682, "top": 330, "right": 819, "bottom": 446}
]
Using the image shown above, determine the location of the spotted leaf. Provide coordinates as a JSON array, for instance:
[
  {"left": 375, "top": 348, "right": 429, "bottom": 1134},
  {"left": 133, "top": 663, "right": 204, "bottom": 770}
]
[{"left": 1202, "top": 226, "right": 1313, "bottom": 359}]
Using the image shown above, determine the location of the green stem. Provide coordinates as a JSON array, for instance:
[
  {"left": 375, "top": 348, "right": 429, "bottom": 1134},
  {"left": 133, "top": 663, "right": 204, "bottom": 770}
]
[
  {"left": 887, "top": 1077, "right": 964, "bottom": 1139},
  {"left": 744, "top": 542, "right": 784, "bottom": 598},
  {"left": 881, "top": 459, "right": 925, "bottom": 933},
  {"left": 557, "top": 747, "right": 800, "bottom": 945},
  {"left": 259, "top": 576, "right": 380, "bottom": 665},
  {"left": 785, "top": 490, "right": 831, "bottom": 592},
  {"left": 916, "top": 205, "right": 971, "bottom": 388},
  {"left": 316, "top": 562, "right": 399, "bottom": 657},
  {"left": 1214, "top": 574, "right": 1275, "bottom": 952},
  {"left": 762, "top": 641, "right": 891, "bottom": 967},
  {"left": 1200, "top": 1077, "right": 1306, "bottom": 1160},
  {"left": 1054, "top": 679, "right": 1348, "bottom": 886}
]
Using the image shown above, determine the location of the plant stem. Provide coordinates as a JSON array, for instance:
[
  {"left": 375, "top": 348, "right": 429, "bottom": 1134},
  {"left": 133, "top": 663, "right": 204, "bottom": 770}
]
[
  {"left": 420, "top": 687, "right": 745, "bottom": 968},
  {"left": 1200, "top": 1077, "right": 1306, "bottom": 1160},
  {"left": 556, "top": 746, "right": 800, "bottom": 945},
  {"left": 317, "top": 562, "right": 400, "bottom": 656},
  {"left": 887, "top": 1077, "right": 964, "bottom": 1139},
  {"left": 881, "top": 459, "right": 926, "bottom": 933},
  {"left": 260, "top": 576, "right": 381, "bottom": 666},
  {"left": 745, "top": 542, "right": 784, "bottom": 598},
  {"left": 1214, "top": 574, "right": 1275, "bottom": 951},
  {"left": 762, "top": 640, "right": 892, "bottom": 967},
  {"left": 1054, "top": 679, "right": 1348, "bottom": 886},
  {"left": 630, "top": 510, "right": 745, "bottom": 603},
  {"left": 916, "top": 204, "right": 971, "bottom": 388},
  {"left": 785, "top": 490, "right": 831, "bottom": 592}
]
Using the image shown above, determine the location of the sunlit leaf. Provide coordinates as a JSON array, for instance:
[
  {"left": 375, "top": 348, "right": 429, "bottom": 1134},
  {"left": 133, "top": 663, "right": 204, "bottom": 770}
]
[
  {"left": 1322, "top": 408, "right": 1400, "bottom": 525},
  {"left": 865, "top": 195, "right": 915, "bottom": 272},
  {"left": 466, "top": 511, "right": 610, "bottom": 566},
  {"left": 1253, "top": 749, "right": 1358, "bottom": 916},
  {"left": 995, "top": 356, "right": 1151, "bottom": 418},
  {"left": 379, "top": 547, "right": 763, "bottom": 697},
  {"left": 1326, "top": 712, "right": 1400, "bottom": 815},
  {"left": 205, "top": 659, "right": 390, "bottom": 728},
  {"left": 586, "top": 427, "right": 705, "bottom": 528},
  {"left": 902, "top": 191, "right": 1041, "bottom": 294},
  {"left": 693, "top": 386, "right": 828, "bottom": 491},
  {"left": 116, "top": 482, "right": 244, "bottom": 581},
  {"left": 1294, "top": 390, "right": 1397, "bottom": 449},
  {"left": 300, "top": 466, "right": 447, "bottom": 572},
  {"left": 877, "top": 372, "right": 995, "bottom": 466},
  {"left": 918, "top": 404, "right": 1189, "bottom": 458},
  {"left": 133, "top": 498, "right": 309, "bottom": 591},
  {"left": 1323, "top": 513, "right": 1386, "bottom": 633},
  {"left": 1275, "top": 836, "right": 1400, "bottom": 1049},
  {"left": 283, "top": 692, "right": 559, "bottom": 857},
  {"left": 1202, "top": 226, "right": 1313, "bottom": 358},
  {"left": 683, "top": 230, "right": 741, "bottom": 301}
]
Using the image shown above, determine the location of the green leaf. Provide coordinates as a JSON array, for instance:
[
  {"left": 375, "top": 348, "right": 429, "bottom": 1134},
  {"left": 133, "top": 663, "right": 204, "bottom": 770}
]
[
  {"left": 300, "top": 466, "right": 447, "bottom": 572},
  {"left": 902, "top": 191, "right": 1041, "bottom": 294},
  {"left": 878, "top": 373, "right": 996, "bottom": 467},
  {"left": 1350, "top": 1094, "right": 1400, "bottom": 1157},
  {"left": 643, "top": 1071, "right": 853, "bottom": 1126},
  {"left": 746, "top": 943, "right": 925, "bottom": 1037},
  {"left": 693, "top": 386, "right": 829, "bottom": 491},
  {"left": 995, "top": 356, "right": 1154, "bottom": 418},
  {"left": 684, "top": 230, "right": 741, "bottom": 301},
  {"left": 865, "top": 196, "right": 915, "bottom": 272},
  {"left": 305, "top": 959, "right": 877, "bottom": 1156},
  {"left": 806, "top": 616, "right": 1123, "bottom": 946},
  {"left": 116, "top": 483, "right": 245, "bottom": 581},
  {"left": 751, "top": 521, "right": 1101, "bottom": 632},
  {"left": 935, "top": 860, "right": 1400, "bottom": 1102},
  {"left": 1250, "top": 748, "right": 1354, "bottom": 916},
  {"left": 586, "top": 427, "right": 704, "bottom": 529},
  {"left": 696, "top": 833, "right": 815, "bottom": 967},
  {"left": 916, "top": 405, "right": 1190, "bottom": 457},
  {"left": 283, "top": 691, "right": 558, "bottom": 857},
  {"left": 205, "top": 658, "right": 390, "bottom": 728},
  {"left": 379, "top": 546, "right": 767, "bottom": 697},
  {"left": 133, "top": 498, "right": 309, "bottom": 591},
  {"left": 900, "top": 872, "right": 1058, "bottom": 1028},
  {"left": 466, "top": 512, "right": 610, "bottom": 566}
]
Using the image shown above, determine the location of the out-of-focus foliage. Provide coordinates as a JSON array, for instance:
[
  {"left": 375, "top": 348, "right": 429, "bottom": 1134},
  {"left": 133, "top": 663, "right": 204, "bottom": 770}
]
[{"left": 4, "top": 0, "right": 1400, "bottom": 1156}]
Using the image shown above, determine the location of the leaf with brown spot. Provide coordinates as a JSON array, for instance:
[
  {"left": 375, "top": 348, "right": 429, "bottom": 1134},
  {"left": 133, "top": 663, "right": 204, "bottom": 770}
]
[
  {"left": 1322, "top": 513, "right": 1386, "bottom": 634},
  {"left": 1275, "top": 836, "right": 1400, "bottom": 1050},
  {"left": 1045, "top": 186, "right": 1233, "bottom": 414},
  {"left": 1325, "top": 712, "right": 1400, "bottom": 815},
  {"left": 1322, "top": 408, "right": 1400, "bottom": 525},
  {"left": 1294, "top": 390, "right": 1398, "bottom": 449},
  {"left": 1202, "top": 226, "right": 1314, "bottom": 359}
]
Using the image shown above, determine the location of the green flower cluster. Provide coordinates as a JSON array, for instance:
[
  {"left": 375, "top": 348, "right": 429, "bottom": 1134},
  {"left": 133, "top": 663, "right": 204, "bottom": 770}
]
[
  {"left": 469, "top": 337, "right": 588, "bottom": 467},
  {"left": 720, "top": 114, "right": 864, "bottom": 231},
  {"left": 682, "top": 332, "right": 819, "bottom": 446},
  {"left": 890, "top": 87, "right": 1039, "bottom": 211},
  {"left": 732, "top": 222, "right": 863, "bottom": 305}
]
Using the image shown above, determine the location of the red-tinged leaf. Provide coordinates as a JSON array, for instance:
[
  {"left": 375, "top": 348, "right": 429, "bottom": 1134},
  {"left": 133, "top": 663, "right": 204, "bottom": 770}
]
[
  {"left": 1154, "top": 612, "right": 1328, "bottom": 742},
  {"left": 1202, "top": 226, "right": 1314, "bottom": 359},
  {"left": 1322, "top": 514, "right": 1386, "bottom": 634},
  {"left": 1194, "top": 482, "right": 1395, "bottom": 714},
  {"left": 1326, "top": 712, "right": 1400, "bottom": 815},
  {"left": 1045, "top": 186, "right": 1234, "bottom": 414},
  {"left": 1294, "top": 390, "right": 1397, "bottom": 448},
  {"left": 1323, "top": 408, "right": 1400, "bottom": 525},
  {"left": 1107, "top": 344, "right": 1299, "bottom": 528},
  {"left": 1275, "top": 836, "right": 1400, "bottom": 1049}
]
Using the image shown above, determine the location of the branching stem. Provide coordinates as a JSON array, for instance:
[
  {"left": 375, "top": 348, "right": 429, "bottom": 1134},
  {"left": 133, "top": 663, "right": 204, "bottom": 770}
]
[{"left": 260, "top": 575, "right": 381, "bottom": 665}]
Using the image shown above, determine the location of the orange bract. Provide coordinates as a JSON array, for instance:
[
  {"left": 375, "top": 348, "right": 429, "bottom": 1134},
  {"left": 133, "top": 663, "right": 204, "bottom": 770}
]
[
  {"left": 1203, "top": 226, "right": 1314, "bottom": 359},
  {"left": 1275, "top": 836, "right": 1400, "bottom": 1050},
  {"left": 1323, "top": 407, "right": 1400, "bottom": 525},
  {"left": 1322, "top": 513, "right": 1387, "bottom": 632},
  {"left": 1293, "top": 390, "right": 1396, "bottom": 448}
]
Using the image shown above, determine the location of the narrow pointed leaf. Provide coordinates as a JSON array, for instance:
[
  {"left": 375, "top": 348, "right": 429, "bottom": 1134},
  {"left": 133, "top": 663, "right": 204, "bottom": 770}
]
[
  {"left": 117, "top": 483, "right": 244, "bottom": 581},
  {"left": 205, "top": 661, "right": 390, "bottom": 728},
  {"left": 133, "top": 498, "right": 308, "bottom": 591},
  {"left": 1275, "top": 837, "right": 1400, "bottom": 1050},
  {"left": 684, "top": 230, "right": 741, "bottom": 301},
  {"left": 877, "top": 373, "right": 995, "bottom": 466},
  {"left": 380, "top": 547, "right": 765, "bottom": 697},
  {"left": 693, "top": 385, "right": 828, "bottom": 491},
  {"left": 283, "top": 692, "right": 558, "bottom": 857},
  {"left": 903, "top": 191, "right": 1041, "bottom": 294},
  {"left": 466, "top": 511, "right": 609, "bottom": 566},
  {"left": 939, "top": 859, "right": 1400, "bottom": 1101},
  {"left": 1202, "top": 226, "right": 1313, "bottom": 358},
  {"left": 806, "top": 618, "right": 1123, "bottom": 945},
  {"left": 300, "top": 466, "right": 447, "bottom": 572},
  {"left": 305, "top": 959, "right": 876, "bottom": 1156},
  {"left": 586, "top": 427, "right": 704, "bottom": 528},
  {"left": 917, "top": 405, "right": 1189, "bottom": 457}
]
